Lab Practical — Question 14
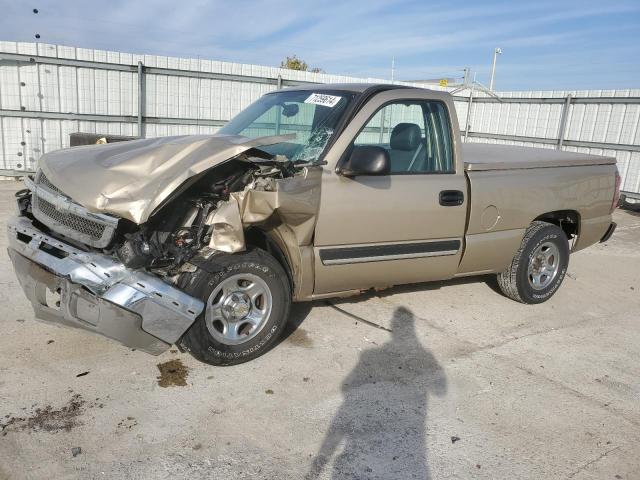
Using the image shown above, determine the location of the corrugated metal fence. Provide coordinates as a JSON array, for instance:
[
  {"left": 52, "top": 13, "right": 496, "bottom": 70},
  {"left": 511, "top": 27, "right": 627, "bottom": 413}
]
[
  {"left": 1, "top": 41, "right": 639, "bottom": 197},
  {"left": 455, "top": 91, "right": 640, "bottom": 198}
]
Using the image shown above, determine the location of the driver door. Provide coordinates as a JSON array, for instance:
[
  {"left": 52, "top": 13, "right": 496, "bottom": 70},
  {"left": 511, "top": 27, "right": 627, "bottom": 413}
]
[{"left": 312, "top": 90, "right": 467, "bottom": 294}]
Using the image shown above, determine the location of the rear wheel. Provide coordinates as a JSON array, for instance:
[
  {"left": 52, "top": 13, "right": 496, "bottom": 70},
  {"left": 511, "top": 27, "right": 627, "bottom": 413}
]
[
  {"left": 497, "top": 221, "right": 569, "bottom": 304},
  {"left": 179, "top": 248, "right": 291, "bottom": 366}
]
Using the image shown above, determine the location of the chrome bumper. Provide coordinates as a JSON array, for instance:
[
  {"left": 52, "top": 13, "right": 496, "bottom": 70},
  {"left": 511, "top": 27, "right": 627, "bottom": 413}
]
[{"left": 7, "top": 216, "right": 204, "bottom": 355}]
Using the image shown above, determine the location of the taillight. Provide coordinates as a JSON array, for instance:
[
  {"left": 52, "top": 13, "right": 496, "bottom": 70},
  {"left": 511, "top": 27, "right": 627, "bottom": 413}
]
[{"left": 611, "top": 168, "right": 621, "bottom": 213}]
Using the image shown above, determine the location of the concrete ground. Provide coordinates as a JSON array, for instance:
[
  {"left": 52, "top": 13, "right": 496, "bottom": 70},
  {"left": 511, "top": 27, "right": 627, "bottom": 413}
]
[{"left": 0, "top": 180, "right": 638, "bottom": 480}]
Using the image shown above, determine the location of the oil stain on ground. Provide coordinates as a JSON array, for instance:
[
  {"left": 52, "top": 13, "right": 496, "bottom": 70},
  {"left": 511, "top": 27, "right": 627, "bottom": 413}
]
[
  {"left": 286, "top": 328, "right": 313, "bottom": 348},
  {"left": 1, "top": 394, "right": 86, "bottom": 435},
  {"left": 157, "top": 359, "right": 189, "bottom": 387}
]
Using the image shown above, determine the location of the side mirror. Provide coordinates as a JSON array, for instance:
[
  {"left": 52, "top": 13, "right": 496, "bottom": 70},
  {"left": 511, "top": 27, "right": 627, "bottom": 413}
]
[{"left": 339, "top": 145, "right": 390, "bottom": 177}]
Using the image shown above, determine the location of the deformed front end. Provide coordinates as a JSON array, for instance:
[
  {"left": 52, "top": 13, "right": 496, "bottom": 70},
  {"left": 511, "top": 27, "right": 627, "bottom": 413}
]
[
  {"left": 7, "top": 134, "right": 323, "bottom": 355},
  {"left": 8, "top": 87, "right": 354, "bottom": 362}
]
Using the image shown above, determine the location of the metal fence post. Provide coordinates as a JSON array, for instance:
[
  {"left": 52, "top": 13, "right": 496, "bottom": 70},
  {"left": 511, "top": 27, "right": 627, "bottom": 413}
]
[
  {"left": 557, "top": 94, "right": 572, "bottom": 150},
  {"left": 276, "top": 74, "right": 282, "bottom": 90},
  {"left": 464, "top": 88, "right": 474, "bottom": 142},
  {"left": 137, "top": 61, "right": 145, "bottom": 138}
]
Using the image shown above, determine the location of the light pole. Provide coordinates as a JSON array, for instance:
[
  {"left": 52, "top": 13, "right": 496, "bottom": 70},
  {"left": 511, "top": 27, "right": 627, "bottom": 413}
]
[{"left": 489, "top": 47, "right": 502, "bottom": 92}]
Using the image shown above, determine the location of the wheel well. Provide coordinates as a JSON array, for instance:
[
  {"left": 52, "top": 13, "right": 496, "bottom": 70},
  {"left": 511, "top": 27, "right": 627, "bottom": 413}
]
[
  {"left": 534, "top": 210, "right": 580, "bottom": 239},
  {"left": 244, "top": 228, "right": 293, "bottom": 288}
]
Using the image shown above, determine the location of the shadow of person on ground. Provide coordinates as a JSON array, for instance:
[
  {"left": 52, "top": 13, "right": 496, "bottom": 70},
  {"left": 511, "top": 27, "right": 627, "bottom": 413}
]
[{"left": 306, "top": 307, "right": 447, "bottom": 480}]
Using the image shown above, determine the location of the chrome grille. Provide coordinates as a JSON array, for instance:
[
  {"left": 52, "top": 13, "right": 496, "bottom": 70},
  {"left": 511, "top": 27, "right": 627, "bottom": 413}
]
[
  {"left": 37, "top": 172, "right": 61, "bottom": 194},
  {"left": 33, "top": 195, "right": 106, "bottom": 240},
  {"left": 29, "top": 170, "right": 118, "bottom": 248}
]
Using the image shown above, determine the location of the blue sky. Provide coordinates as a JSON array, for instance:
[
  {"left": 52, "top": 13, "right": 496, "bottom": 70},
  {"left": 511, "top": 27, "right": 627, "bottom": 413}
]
[{"left": 1, "top": 0, "right": 639, "bottom": 91}]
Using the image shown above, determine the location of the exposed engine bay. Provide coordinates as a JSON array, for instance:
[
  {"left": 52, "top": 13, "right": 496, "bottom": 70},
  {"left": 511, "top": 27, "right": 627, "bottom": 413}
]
[
  {"left": 113, "top": 150, "right": 321, "bottom": 275},
  {"left": 114, "top": 151, "right": 292, "bottom": 271}
]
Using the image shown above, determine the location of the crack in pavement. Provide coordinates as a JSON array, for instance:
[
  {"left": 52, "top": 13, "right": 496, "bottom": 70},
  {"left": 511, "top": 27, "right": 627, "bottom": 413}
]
[
  {"left": 324, "top": 301, "right": 392, "bottom": 332},
  {"left": 566, "top": 445, "right": 621, "bottom": 478}
]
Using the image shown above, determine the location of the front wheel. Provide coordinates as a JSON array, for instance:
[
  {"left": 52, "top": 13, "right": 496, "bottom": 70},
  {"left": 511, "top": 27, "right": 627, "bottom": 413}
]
[
  {"left": 179, "top": 248, "right": 291, "bottom": 366},
  {"left": 497, "top": 221, "right": 569, "bottom": 304}
]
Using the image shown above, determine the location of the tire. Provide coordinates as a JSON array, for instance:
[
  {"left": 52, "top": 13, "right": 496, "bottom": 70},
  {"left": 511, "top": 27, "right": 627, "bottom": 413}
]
[
  {"left": 497, "top": 221, "right": 569, "bottom": 304},
  {"left": 178, "top": 248, "right": 291, "bottom": 366}
]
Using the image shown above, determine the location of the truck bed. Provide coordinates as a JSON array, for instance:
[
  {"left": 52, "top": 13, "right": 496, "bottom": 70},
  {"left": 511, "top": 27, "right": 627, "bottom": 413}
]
[{"left": 463, "top": 143, "right": 616, "bottom": 171}]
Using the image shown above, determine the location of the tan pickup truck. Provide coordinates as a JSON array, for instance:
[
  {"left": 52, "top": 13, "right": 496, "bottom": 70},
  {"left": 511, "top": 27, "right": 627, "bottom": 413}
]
[{"left": 8, "top": 84, "right": 620, "bottom": 365}]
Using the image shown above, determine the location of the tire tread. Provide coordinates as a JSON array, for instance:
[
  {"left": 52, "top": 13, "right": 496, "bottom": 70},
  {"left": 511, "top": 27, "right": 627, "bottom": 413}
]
[
  {"left": 179, "top": 247, "right": 291, "bottom": 366},
  {"left": 497, "top": 221, "right": 559, "bottom": 303}
]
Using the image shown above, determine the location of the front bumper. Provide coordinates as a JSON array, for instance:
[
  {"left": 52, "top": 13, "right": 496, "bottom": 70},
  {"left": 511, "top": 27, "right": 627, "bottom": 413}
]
[{"left": 7, "top": 216, "right": 204, "bottom": 355}]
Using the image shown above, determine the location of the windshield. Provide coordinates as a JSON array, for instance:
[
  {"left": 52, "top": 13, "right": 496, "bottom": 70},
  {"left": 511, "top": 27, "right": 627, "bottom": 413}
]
[{"left": 218, "top": 90, "right": 355, "bottom": 163}]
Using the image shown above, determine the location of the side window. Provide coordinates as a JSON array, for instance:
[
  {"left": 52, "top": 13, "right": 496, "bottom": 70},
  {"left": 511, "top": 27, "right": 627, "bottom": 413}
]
[{"left": 353, "top": 100, "right": 454, "bottom": 174}]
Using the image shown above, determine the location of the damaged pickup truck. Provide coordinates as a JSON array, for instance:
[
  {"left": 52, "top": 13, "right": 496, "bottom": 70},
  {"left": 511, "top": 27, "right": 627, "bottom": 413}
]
[{"left": 8, "top": 84, "right": 620, "bottom": 365}]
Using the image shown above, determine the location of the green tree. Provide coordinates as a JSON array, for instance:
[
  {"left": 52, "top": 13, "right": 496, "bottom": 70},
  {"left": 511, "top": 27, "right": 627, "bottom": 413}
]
[{"left": 280, "top": 55, "right": 324, "bottom": 73}]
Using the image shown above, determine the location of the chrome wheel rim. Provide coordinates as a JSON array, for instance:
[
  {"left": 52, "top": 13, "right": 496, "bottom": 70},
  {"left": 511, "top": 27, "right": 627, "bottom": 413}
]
[
  {"left": 205, "top": 273, "right": 272, "bottom": 345},
  {"left": 527, "top": 241, "right": 561, "bottom": 290}
]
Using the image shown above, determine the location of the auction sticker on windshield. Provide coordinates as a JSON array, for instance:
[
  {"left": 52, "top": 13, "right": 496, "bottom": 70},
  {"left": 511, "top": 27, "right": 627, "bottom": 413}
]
[{"left": 304, "top": 93, "right": 342, "bottom": 108}]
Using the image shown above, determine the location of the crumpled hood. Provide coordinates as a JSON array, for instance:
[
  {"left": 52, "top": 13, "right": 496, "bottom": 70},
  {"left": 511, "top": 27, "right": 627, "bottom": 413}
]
[{"left": 38, "top": 133, "right": 294, "bottom": 224}]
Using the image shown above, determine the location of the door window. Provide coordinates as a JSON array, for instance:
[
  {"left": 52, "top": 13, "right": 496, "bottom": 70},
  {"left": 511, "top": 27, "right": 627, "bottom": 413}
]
[{"left": 353, "top": 100, "right": 454, "bottom": 174}]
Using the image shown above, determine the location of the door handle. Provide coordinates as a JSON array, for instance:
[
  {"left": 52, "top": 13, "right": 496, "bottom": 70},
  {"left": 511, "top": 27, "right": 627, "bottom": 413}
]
[{"left": 439, "top": 190, "right": 464, "bottom": 206}]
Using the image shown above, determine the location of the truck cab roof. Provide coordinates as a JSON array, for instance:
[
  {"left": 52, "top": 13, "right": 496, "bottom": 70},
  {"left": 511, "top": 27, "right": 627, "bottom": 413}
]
[{"left": 277, "top": 82, "right": 422, "bottom": 94}]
